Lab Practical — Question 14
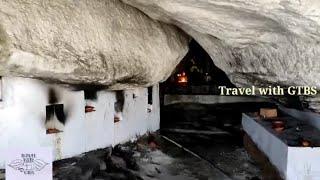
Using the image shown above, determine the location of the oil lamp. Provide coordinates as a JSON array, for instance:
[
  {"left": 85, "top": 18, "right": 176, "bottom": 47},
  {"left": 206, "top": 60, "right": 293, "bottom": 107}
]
[
  {"left": 177, "top": 72, "right": 188, "bottom": 85},
  {"left": 301, "top": 139, "right": 311, "bottom": 147},
  {"left": 272, "top": 120, "right": 285, "bottom": 132},
  {"left": 85, "top": 105, "right": 96, "bottom": 113},
  {"left": 46, "top": 128, "right": 63, "bottom": 134}
]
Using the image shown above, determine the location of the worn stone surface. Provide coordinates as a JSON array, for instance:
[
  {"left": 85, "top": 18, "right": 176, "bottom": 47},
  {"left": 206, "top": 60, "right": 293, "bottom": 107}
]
[
  {"left": 53, "top": 147, "right": 143, "bottom": 180},
  {"left": 49, "top": 134, "right": 233, "bottom": 180},
  {"left": 122, "top": 0, "right": 320, "bottom": 89},
  {"left": 0, "top": 0, "right": 189, "bottom": 89}
]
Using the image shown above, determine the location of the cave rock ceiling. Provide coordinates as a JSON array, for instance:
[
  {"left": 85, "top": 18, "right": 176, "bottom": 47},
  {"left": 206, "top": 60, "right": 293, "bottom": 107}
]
[{"left": 0, "top": 0, "right": 189, "bottom": 89}]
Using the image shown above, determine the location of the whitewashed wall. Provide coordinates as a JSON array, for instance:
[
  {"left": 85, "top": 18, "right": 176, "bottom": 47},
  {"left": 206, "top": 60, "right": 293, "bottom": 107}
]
[
  {"left": 0, "top": 77, "right": 160, "bottom": 168},
  {"left": 114, "top": 85, "right": 160, "bottom": 144},
  {"left": 84, "top": 91, "right": 115, "bottom": 152}
]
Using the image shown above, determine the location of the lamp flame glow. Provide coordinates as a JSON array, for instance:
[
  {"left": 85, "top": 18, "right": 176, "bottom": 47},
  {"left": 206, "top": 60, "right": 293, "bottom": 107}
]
[{"left": 177, "top": 72, "right": 188, "bottom": 84}]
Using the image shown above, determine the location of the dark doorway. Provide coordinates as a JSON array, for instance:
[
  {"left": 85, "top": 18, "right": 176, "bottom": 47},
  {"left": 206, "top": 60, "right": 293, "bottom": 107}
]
[{"left": 161, "top": 39, "right": 235, "bottom": 95}]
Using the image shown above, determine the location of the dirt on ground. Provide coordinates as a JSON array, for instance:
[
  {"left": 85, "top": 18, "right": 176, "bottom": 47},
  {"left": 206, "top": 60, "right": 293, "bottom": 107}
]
[{"left": 51, "top": 133, "right": 230, "bottom": 180}]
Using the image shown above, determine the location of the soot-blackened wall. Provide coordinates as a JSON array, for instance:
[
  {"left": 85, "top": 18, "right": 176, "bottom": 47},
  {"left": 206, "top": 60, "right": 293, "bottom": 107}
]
[{"left": 0, "top": 77, "right": 160, "bottom": 168}]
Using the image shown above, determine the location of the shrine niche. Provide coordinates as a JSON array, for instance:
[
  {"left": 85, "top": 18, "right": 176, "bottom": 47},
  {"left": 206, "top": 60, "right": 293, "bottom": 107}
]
[{"left": 161, "top": 40, "right": 235, "bottom": 95}]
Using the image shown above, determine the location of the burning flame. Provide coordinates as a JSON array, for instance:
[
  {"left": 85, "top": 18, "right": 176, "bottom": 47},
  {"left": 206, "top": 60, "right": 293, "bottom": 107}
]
[{"left": 177, "top": 72, "right": 188, "bottom": 84}]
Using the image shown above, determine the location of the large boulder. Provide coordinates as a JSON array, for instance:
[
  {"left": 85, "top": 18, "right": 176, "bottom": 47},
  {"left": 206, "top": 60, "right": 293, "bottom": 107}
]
[
  {"left": 122, "top": 0, "right": 320, "bottom": 88},
  {"left": 0, "top": 0, "right": 189, "bottom": 89}
]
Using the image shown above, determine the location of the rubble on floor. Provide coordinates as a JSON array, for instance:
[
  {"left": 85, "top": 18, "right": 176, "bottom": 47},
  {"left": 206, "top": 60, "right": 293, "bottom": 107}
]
[
  {"left": 53, "top": 145, "right": 142, "bottom": 180},
  {"left": 52, "top": 133, "right": 230, "bottom": 180},
  {"left": 0, "top": 169, "right": 4, "bottom": 180}
]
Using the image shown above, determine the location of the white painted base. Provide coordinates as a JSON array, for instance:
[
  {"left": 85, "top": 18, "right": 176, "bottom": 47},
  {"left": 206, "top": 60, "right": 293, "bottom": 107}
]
[
  {"left": 242, "top": 114, "right": 320, "bottom": 180},
  {"left": 0, "top": 77, "right": 160, "bottom": 168}
]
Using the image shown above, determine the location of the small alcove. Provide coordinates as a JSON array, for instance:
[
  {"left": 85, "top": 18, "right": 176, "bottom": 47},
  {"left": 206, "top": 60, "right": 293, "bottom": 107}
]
[
  {"left": 114, "top": 90, "right": 124, "bottom": 123},
  {"left": 46, "top": 88, "right": 65, "bottom": 134},
  {"left": 148, "top": 87, "right": 153, "bottom": 105},
  {"left": 0, "top": 77, "right": 2, "bottom": 101},
  {"left": 147, "top": 86, "right": 153, "bottom": 112},
  {"left": 45, "top": 104, "right": 65, "bottom": 134}
]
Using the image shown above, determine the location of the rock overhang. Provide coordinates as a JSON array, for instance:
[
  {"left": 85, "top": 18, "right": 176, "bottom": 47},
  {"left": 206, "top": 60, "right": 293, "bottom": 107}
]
[
  {"left": 122, "top": 0, "right": 320, "bottom": 89},
  {"left": 0, "top": 0, "right": 190, "bottom": 89},
  {"left": 121, "top": 0, "right": 320, "bottom": 111}
]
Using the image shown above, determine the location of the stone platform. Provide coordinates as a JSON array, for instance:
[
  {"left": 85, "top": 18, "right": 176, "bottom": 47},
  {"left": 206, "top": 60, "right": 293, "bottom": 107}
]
[{"left": 243, "top": 113, "right": 320, "bottom": 179}]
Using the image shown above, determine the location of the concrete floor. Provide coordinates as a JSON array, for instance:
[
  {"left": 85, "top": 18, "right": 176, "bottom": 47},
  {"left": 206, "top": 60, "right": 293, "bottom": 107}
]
[
  {"left": 162, "top": 132, "right": 261, "bottom": 179},
  {"left": 136, "top": 135, "right": 231, "bottom": 180},
  {"left": 161, "top": 102, "right": 276, "bottom": 179}
]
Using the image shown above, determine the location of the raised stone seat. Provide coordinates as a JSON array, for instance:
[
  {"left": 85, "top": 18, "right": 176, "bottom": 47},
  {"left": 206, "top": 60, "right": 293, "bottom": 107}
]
[{"left": 243, "top": 113, "right": 320, "bottom": 179}]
